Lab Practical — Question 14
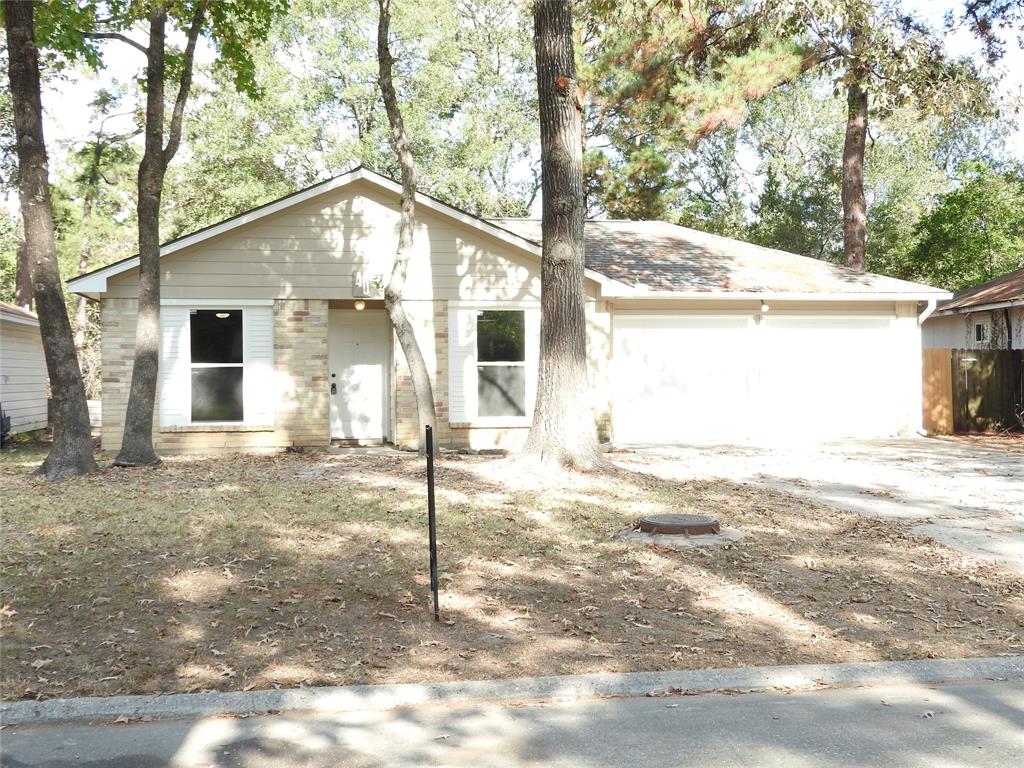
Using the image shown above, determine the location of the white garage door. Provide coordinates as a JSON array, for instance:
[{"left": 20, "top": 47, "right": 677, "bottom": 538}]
[{"left": 611, "top": 314, "right": 898, "bottom": 443}]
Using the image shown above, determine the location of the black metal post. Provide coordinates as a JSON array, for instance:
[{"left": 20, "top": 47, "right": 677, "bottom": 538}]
[{"left": 426, "top": 425, "right": 439, "bottom": 621}]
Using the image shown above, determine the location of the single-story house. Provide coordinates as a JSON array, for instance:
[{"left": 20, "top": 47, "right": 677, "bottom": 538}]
[
  {"left": 0, "top": 301, "right": 48, "bottom": 435},
  {"left": 67, "top": 167, "right": 950, "bottom": 452},
  {"left": 922, "top": 269, "right": 1024, "bottom": 351}
]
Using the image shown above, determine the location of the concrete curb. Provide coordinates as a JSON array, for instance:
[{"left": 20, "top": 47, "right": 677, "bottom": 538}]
[{"left": 2, "top": 656, "right": 1021, "bottom": 726}]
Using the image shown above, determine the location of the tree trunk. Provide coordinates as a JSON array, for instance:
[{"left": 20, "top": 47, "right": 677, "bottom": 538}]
[
  {"left": 14, "top": 240, "right": 32, "bottom": 309},
  {"left": 75, "top": 143, "right": 99, "bottom": 380},
  {"left": 114, "top": 2, "right": 203, "bottom": 466},
  {"left": 4, "top": 0, "right": 97, "bottom": 480},
  {"left": 114, "top": 6, "right": 168, "bottom": 467},
  {"left": 841, "top": 77, "right": 868, "bottom": 271},
  {"left": 377, "top": 0, "right": 437, "bottom": 452},
  {"left": 522, "top": 0, "right": 605, "bottom": 470}
]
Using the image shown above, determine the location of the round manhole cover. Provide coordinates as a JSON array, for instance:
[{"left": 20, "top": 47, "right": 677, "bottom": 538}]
[{"left": 638, "top": 514, "right": 721, "bottom": 535}]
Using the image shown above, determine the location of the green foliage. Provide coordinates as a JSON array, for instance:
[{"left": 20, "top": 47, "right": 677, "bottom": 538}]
[
  {"left": 904, "top": 164, "right": 1024, "bottom": 291},
  {"left": 160, "top": 0, "right": 539, "bottom": 230},
  {"left": 784, "top": 0, "right": 991, "bottom": 116},
  {"left": 580, "top": 0, "right": 807, "bottom": 219},
  {"left": 161, "top": 62, "right": 301, "bottom": 237},
  {"left": 0, "top": 209, "right": 20, "bottom": 304},
  {"left": 735, "top": 76, "right": 1014, "bottom": 281}
]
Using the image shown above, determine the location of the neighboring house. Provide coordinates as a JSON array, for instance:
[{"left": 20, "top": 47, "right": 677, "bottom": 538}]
[
  {"left": 0, "top": 302, "right": 48, "bottom": 434},
  {"left": 922, "top": 269, "right": 1024, "bottom": 351},
  {"left": 67, "top": 167, "right": 949, "bottom": 452}
]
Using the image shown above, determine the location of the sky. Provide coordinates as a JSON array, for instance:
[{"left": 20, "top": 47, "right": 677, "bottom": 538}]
[{"left": 5, "top": 0, "right": 1024, "bottom": 215}]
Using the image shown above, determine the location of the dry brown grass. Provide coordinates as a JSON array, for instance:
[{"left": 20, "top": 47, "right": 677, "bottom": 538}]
[{"left": 1, "top": 447, "right": 1021, "bottom": 702}]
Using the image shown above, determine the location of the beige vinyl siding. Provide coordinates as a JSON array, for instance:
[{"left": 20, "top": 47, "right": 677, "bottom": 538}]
[
  {"left": 0, "top": 317, "right": 48, "bottom": 433},
  {"left": 105, "top": 180, "right": 547, "bottom": 302}
]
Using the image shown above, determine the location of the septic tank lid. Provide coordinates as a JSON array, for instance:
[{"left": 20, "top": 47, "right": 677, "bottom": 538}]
[{"left": 638, "top": 514, "right": 721, "bottom": 535}]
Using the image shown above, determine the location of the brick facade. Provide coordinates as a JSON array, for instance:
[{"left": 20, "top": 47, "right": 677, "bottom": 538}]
[
  {"left": 99, "top": 298, "right": 330, "bottom": 453},
  {"left": 392, "top": 300, "right": 450, "bottom": 449},
  {"left": 100, "top": 297, "right": 610, "bottom": 454}
]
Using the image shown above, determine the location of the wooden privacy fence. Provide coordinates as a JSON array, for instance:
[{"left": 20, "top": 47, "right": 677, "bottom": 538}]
[
  {"left": 922, "top": 349, "right": 953, "bottom": 434},
  {"left": 923, "top": 348, "right": 1024, "bottom": 434}
]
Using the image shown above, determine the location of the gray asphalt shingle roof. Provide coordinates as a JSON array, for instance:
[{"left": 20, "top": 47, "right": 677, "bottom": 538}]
[
  {"left": 490, "top": 218, "right": 946, "bottom": 295},
  {"left": 938, "top": 268, "right": 1024, "bottom": 311}
]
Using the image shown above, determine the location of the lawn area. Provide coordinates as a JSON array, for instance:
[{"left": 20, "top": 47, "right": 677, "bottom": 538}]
[{"left": 2, "top": 446, "right": 1022, "bottom": 701}]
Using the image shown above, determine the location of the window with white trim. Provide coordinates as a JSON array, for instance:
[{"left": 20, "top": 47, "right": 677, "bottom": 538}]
[
  {"left": 974, "top": 321, "right": 989, "bottom": 344},
  {"left": 476, "top": 310, "right": 526, "bottom": 417},
  {"left": 190, "top": 309, "right": 244, "bottom": 422}
]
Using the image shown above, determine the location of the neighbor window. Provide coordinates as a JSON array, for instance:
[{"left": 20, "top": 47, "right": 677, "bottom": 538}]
[
  {"left": 974, "top": 322, "right": 989, "bottom": 343},
  {"left": 476, "top": 310, "right": 526, "bottom": 417},
  {"left": 190, "top": 309, "right": 243, "bottom": 422}
]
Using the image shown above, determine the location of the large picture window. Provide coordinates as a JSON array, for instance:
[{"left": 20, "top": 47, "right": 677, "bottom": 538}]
[
  {"left": 476, "top": 310, "right": 526, "bottom": 417},
  {"left": 190, "top": 309, "right": 243, "bottom": 422}
]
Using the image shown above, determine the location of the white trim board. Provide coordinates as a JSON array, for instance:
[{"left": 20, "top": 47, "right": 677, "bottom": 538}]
[
  {"left": 605, "top": 290, "right": 951, "bottom": 302},
  {"left": 161, "top": 299, "right": 274, "bottom": 307},
  {"left": 0, "top": 310, "right": 40, "bottom": 327}
]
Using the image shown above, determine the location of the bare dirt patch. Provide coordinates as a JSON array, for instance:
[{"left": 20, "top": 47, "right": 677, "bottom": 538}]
[{"left": 2, "top": 448, "right": 1021, "bottom": 701}]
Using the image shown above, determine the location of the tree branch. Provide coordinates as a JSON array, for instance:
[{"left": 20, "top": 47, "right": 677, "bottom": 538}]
[
  {"left": 82, "top": 31, "right": 148, "bottom": 56},
  {"left": 162, "top": 0, "right": 207, "bottom": 166}
]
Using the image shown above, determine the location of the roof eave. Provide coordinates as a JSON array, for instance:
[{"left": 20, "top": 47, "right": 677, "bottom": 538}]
[
  {"left": 933, "top": 298, "right": 1024, "bottom": 315},
  {"left": 0, "top": 308, "right": 40, "bottom": 326},
  {"left": 599, "top": 288, "right": 953, "bottom": 302}
]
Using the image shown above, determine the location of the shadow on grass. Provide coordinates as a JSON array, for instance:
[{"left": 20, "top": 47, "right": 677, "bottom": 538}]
[{"left": 1, "top": 447, "right": 1021, "bottom": 703}]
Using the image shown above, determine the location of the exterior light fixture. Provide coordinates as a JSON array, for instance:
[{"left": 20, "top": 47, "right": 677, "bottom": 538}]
[
  {"left": 760, "top": 301, "right": 770, "bottom": 313},
  {"left": 354, "top": 299, "right": 366, "bottom": 311},
  {"left": 215, "top": 312, "right": 231, "bottom": 319}
]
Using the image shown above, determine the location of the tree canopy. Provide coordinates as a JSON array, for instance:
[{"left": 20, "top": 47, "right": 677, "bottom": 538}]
[
  {"left": 2, "top": 0, "right": 1022, "bottom": 312},
  {"left": 903, "top": 163, "right": 1024, "bottom": 291}
]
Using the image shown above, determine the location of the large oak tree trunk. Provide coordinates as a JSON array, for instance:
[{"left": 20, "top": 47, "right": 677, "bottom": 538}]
[
  {"left": 4, "top": 0, "right": 97, "bottom": 480},
  {"left": 522, "top": 0, "right": 604, "bottom": 470},
  {"left": 114, "top": 6, "right": 168, "bottom": 466},
  {"left": 842, "top": 76, "right": 868, "bottom": 272},
  {"left": 377, "top": 0, "right": 437, "bottom": 452},
  {"left": 114, "top": 2, "right": 203, "bottom": 466}
]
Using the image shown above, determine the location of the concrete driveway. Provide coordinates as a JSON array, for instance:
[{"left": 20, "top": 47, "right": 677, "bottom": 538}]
[{"left": 623, "top": 438, "right": 1024, "bottom": 575}]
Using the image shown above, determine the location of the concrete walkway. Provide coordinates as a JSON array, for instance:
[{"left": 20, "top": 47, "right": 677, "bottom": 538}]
[
  {"left": 3, "top": 678, "right": 1022, "bottom": 767},
  {"left": 625, "top": 438, "right": 1024, "bottom": 574}
]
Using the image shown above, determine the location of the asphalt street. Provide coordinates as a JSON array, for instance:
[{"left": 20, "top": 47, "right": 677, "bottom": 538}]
[{"left": 3, "top": 679, "right": 1022, "bottom": 767}]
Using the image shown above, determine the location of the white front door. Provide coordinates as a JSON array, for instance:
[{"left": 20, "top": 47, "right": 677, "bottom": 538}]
[{"left": 328, "top": 310, "right": 389, "bottom": 441}]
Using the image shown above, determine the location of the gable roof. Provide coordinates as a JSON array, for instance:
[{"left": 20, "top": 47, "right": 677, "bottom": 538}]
[
  {"left": 935, "top": 268, "right": 1024, "bottom": 314},
  {"left": 491, "top": 218, "right": 949, "bottom": 299},
  {"left": 67, "top": 166, "right": 619, "bottom": 298},
  {"left": 67, "top": 166, "right": 948, "bottom": 302}
]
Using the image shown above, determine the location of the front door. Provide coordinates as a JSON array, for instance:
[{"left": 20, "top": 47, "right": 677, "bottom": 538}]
[{"left": 328, "top": 310, "right": 389, "bottom": 441}]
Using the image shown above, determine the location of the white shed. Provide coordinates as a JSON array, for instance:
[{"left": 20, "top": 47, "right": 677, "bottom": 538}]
[{"left": 0, "top": 301, "right": 48, "bottom": 434}]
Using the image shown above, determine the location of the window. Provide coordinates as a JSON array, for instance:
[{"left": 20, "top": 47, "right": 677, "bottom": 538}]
[
  {"left": 476, "top": 310, "right": 526, "bottom": 417},
  {"left": 974, "top": 322, "right": 989, "bottom": 343},
  {"left": 190, "top": 309, "right": 243, "bottom": 422}
]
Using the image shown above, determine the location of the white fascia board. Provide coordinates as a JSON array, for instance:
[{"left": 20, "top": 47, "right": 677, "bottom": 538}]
[
  {"left": 933, "top": 299, "right": 1023, "bottom": 316},
  {"left": 0, "top": 309, "right": 40, "bottom": 327},
  {"left": 66, "top": 166, "right": 619, "bottom": 295},
  {"left": 601, "top": 288, "right": 953, "bottom": 302}
]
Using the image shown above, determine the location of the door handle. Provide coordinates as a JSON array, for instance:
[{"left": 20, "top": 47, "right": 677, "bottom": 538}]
[{"left": 331, "top": 382, "right": 337, "bottom": 395}]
